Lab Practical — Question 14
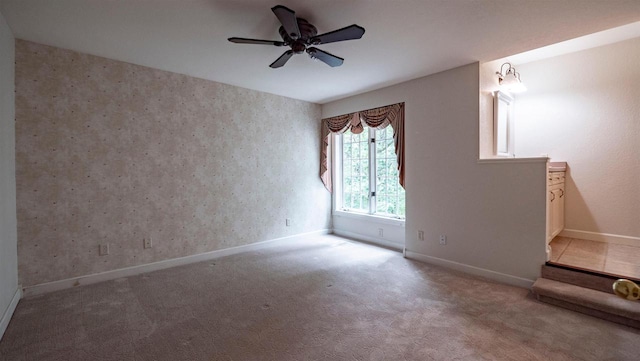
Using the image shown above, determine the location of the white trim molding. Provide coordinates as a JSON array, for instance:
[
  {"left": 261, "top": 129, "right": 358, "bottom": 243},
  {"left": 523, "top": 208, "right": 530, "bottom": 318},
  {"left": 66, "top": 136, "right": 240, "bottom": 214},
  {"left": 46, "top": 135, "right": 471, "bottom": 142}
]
[
  {"left": 405, "top": 250, "right": 535, "bottom": 289},
  {"left": 23, "top": 229, "right": 330, "bottom": 298},
  {"left": 333, "top": 210, "right": 405, "bottom": 227},
  {"left": 0, "top": 287, "right": 21, "bottom": 342},
  {"left": 333, "top": 229, "right": 404, "bottom": 251},
  {"left": 559, "top": 229, "right": 640, "bottom": 247},
  {"left": 477, "top": 156, "right": 548, "bottom": 164}
]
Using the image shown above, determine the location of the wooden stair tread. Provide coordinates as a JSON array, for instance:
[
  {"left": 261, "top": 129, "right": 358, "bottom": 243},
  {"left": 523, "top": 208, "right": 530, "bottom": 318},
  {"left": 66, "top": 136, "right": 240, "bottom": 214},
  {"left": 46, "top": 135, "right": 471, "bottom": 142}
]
[{"left": 532, "top": 278, "right": 640, "bottom": 322}]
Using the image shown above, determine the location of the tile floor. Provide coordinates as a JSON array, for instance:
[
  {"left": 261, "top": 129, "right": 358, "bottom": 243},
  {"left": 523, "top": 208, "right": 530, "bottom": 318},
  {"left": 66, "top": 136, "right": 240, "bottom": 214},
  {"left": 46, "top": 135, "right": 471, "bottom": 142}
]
[{"left": 549, "top": 236, "right": 640, "bottom": 280}]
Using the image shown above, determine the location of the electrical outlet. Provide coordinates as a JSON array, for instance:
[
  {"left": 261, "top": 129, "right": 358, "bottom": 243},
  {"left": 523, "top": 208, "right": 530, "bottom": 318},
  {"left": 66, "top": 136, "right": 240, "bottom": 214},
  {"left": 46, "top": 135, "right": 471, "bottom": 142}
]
[
  {"left": 417, "top": 230, "right": 424, "bottom": 241},
  {"left": 439, "top": 235, "right": 447, "bottom": 245},
  {"left": 286, "top": 218, "right": 291, "bottom": 226},
  {"left": 378, "top": 228, "right": 384, "bottom": 237},
  {"left": 144, "top": 237, "right": 152, "bottom": 249},
  {"left": 99, "top": 243, "right": 109, "bottom": 256}
]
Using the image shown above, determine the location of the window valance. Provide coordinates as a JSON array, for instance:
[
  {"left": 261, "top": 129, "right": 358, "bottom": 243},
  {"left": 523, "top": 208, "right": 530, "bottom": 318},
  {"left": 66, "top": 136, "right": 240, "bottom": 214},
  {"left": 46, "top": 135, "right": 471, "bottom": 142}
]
[{"left": 320, "top": 103, "right": 405, "bottom": 193}]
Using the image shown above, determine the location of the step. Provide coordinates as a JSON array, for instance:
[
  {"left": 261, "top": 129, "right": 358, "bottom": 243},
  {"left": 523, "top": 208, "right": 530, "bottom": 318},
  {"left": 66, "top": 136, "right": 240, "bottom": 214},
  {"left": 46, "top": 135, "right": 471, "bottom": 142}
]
[
  {"left": 541, "top": 264, "right": 618, "bottom": 294},
  {"left": 532, "top": 278, "right": 640, "bottom": 329}
]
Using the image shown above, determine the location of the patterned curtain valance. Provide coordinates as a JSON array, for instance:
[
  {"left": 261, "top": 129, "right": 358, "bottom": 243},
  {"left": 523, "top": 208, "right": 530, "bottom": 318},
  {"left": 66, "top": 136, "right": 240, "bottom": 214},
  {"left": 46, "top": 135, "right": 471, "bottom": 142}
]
[{"left": 320, "top": 103, "right": 405, "bottom": 193}]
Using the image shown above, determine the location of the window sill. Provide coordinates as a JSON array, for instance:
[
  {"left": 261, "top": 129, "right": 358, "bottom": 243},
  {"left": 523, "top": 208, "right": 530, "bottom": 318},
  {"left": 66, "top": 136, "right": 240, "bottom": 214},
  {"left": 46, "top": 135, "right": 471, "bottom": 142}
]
[{"left": 333, "top": 210, "right": 405, "bottom": 227}]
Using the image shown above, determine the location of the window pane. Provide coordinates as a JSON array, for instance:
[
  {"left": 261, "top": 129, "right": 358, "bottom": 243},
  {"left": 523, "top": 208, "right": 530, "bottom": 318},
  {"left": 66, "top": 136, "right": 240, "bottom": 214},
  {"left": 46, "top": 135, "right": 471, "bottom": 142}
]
[
  {"left": 375, "top": 127, "right": 405, "bottom": 217},
  {"left": 340, "top": 124, "right": 405, "bottom": 219},
  {"left": 342, "top": 128, "right": 369, "bottom": 212}
]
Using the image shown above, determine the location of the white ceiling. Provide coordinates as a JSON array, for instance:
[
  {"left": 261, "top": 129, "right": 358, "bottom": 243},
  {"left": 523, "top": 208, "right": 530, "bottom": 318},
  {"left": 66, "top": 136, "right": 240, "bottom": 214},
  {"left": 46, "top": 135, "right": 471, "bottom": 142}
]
[{"left": 1, "top": 0, "right": 639, "bottom": 104}]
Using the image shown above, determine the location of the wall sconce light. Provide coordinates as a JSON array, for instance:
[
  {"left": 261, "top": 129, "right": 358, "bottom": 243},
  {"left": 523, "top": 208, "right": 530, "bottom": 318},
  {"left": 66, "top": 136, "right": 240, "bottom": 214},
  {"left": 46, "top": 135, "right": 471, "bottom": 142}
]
[{"left": 496, "top": 62, "right": 526, "bottom": 93}]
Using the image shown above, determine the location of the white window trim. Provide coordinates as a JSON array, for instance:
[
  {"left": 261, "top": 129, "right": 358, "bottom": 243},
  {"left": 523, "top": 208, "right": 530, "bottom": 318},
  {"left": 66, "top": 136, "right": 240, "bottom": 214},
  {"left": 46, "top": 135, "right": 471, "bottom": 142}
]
[{"left": 332, "top": 130, "right": 405, "bottom": 225}]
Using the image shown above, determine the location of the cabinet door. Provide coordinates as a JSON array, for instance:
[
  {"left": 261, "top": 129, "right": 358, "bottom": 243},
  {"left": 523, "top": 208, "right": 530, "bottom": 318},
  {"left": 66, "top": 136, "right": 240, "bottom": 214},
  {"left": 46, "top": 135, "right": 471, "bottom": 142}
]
[
  {"left": 550, "top": 186, "right": 565, "bottom": 238},
  {"left": 547, "top": 189, "right": 555, "bottom": 241},
  {"left": 550, "top": 189, "right": 559, "bottom": 237},
  {"left": 556, "top": 186, "right": 565, "bottom": 234}
]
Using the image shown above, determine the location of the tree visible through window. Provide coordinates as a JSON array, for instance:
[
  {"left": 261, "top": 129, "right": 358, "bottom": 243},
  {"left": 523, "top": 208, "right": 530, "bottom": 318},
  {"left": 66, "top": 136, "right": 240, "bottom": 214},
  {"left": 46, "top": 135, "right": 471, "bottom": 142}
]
[{"left": 341, "top": 125, "right": 405, "bottom": 218}]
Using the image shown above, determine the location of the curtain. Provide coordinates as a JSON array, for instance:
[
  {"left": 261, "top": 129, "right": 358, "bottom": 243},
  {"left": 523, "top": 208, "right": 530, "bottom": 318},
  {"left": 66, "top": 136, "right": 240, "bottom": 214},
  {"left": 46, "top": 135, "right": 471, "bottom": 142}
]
[{"left": 320, "top": 103, "right": 405, "bottom": 193}]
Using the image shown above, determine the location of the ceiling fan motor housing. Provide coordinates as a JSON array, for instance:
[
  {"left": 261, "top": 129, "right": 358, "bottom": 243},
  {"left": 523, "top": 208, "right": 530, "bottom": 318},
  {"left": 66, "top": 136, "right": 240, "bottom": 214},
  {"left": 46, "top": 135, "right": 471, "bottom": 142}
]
[{"left": 279, "top": 18, "right": 317, "bottom": 53}]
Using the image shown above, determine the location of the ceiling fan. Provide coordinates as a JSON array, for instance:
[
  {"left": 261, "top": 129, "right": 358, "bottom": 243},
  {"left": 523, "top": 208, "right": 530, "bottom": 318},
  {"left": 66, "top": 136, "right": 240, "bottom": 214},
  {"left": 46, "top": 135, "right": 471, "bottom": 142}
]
[{"left": 228, "top": 5, "right": 365, "bottom": 68}]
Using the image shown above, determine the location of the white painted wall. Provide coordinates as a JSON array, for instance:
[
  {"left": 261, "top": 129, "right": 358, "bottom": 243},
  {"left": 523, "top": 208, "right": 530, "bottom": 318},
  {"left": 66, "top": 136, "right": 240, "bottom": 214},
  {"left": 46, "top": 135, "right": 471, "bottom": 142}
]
[
  {"left": 323, "top": 64, "right": 547, "bottom": 286},
  {"left": 332, "top": 213, "right": 405, "bottom": 251},
  {"left": 0, "top": 9, "right": 19, "bottom": 340},
  {"left": 514, "top": 37, "right": 640, "bottom": 240}
]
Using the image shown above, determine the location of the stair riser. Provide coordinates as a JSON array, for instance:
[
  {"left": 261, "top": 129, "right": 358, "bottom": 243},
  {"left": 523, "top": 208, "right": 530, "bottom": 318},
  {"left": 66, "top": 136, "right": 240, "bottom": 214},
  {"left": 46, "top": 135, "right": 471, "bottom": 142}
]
[
  {"left": 542, "top": 265, "right": 616, "bottom": 294},
  {"left": 536, "top": 294, "right": 640, "bottom": 329}
]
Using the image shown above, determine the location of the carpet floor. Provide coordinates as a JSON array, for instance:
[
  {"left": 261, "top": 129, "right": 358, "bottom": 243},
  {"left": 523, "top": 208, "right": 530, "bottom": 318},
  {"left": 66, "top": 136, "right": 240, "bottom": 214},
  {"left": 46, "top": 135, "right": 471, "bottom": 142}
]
[{"left": 1, "top": 234, "right": 638, "bottom": 360}]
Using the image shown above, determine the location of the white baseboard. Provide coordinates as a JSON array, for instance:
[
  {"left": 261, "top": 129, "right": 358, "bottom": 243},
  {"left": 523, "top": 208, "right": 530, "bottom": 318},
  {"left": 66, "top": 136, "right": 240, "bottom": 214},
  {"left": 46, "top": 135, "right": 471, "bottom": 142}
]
[
  {"left": 0, "top": 287, "right": 21, "bottom": 342},
  {"left": 332, "top": 229, "right": 404, "bottom": 251},
  {"left": 23, "top": 229, "right": 330, "bottom": 298},
  {"left": 559, "top": 229, "right": 640, "bottom": 247},
  {"left": 404, "top": 251, "right": 535, "bottom": 289}
]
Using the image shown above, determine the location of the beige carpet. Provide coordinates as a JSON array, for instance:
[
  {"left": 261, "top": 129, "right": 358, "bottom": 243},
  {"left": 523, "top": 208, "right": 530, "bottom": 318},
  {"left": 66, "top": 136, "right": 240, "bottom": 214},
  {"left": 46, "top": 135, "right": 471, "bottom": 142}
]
[{"left": 1, "top": 234, "right": 638, "bottom": 360}]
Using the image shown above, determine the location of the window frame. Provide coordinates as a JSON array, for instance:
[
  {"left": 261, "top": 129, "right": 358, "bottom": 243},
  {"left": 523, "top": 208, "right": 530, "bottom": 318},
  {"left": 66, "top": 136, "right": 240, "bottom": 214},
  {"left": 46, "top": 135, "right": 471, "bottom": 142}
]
[{"left": 332, "top": 127, "right": 405, "bottom": 225}]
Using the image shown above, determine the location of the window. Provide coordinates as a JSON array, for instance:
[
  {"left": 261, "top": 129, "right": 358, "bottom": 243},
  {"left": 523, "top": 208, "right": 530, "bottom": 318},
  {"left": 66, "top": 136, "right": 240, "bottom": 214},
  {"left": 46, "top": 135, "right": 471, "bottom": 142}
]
[{"left": 339, "top": 125, "right": 405, "bottom": 219}]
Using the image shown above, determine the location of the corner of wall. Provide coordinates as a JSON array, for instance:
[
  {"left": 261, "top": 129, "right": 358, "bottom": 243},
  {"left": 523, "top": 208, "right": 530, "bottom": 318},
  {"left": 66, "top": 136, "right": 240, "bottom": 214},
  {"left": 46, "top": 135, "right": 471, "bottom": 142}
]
[
  {"left": 0, "top": 7, "right": 19, "bottom": 342},
  {"left": 0, "top": 287, "right": 21, "bottom": 342}
]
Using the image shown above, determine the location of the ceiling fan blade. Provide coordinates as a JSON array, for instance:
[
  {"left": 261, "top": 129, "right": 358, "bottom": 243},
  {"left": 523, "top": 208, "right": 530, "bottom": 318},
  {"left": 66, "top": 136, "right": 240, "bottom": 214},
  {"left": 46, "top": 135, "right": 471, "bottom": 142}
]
[
  {"left": 270, "top": 50, "right": 295, "bottom": 68},
  {"left": 228, "top": 37, "right": 285, "bottom": 46},
  {"left": 306, "top": 47, "right": 344, "bottom": 67},
  {"left": 311, "top": 24, "right": 365, "bottom": 45},
  {"left": 271, "top": 5, "right": 301, "bottom": 40}
]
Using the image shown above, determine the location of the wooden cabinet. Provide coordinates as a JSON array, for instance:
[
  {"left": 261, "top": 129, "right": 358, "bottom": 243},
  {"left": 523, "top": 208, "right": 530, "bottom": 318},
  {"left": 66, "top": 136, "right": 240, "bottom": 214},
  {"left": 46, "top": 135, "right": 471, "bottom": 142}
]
[{"left": 547, "top": 171, "right": 565, "bottom": 246}]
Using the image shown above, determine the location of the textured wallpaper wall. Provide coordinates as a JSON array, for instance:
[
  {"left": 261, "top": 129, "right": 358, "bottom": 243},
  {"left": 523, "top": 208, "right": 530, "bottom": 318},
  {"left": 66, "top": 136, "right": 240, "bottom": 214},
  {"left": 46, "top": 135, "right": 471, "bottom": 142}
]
[{"left": 15, "top": 40, "right": 331, "bottom": 287}]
